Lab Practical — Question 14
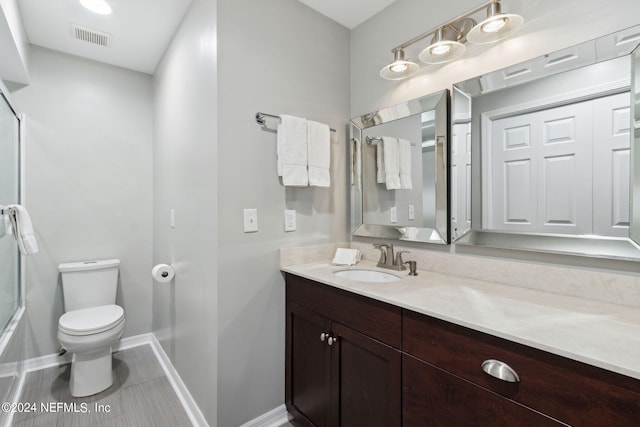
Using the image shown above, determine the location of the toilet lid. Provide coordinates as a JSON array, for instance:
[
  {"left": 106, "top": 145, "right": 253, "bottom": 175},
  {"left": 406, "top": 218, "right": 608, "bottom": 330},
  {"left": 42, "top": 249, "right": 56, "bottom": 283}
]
[{"left": 59, "top": 305, "right": 125, "bottom": 336}]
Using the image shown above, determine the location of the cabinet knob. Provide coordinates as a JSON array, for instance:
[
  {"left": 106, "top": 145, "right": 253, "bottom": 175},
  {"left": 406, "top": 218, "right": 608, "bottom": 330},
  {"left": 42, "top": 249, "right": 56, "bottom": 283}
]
[
  {"left": 328, "top": 336, "right": 339, "bottom": 346},
  {"left": 481, "top": 359, "right": 520, "bottom": 383},
  {"left": 320, "top": 333, "right": 328, "bottom": 342}
]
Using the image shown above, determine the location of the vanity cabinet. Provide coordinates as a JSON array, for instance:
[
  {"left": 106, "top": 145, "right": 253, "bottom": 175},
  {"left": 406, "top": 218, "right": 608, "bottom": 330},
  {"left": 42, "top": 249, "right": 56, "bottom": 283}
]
[
  {"left": 285, "top": 273, "right": 401, "bottom": 427},
  {"left": 403, "top": 310, "right": 640, "bottom": 426},
  {"left": 285, "top": 273, "right": 640, "bottom": 426}
]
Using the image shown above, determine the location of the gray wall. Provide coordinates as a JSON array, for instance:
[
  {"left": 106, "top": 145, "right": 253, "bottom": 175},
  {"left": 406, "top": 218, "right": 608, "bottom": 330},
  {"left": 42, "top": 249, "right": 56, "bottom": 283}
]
[
  {"left": 152, "top": 0, "right": 218, "bottom": 424},
  {"left": 153, "top": 1, "right": 349, "bottom": 425},
  {"left": 216, "top": 0, "right": 350, "bottom": 425},
  {"left": 10, "top": 46, "right": 154, "bottom": 358}
]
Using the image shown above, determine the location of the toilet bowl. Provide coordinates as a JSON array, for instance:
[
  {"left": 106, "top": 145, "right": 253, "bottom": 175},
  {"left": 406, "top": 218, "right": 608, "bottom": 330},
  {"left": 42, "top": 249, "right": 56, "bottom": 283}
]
[
  {"left": 57, "top": 259, "right": 125, "bottom": 397},
  {"left": 58, "top": 304, "right": 125, "bottom": 397}
]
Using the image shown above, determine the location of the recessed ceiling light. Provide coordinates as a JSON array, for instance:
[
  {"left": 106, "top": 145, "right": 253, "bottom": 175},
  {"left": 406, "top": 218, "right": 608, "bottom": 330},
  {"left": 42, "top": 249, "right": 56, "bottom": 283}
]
[{"left": 80, "top": 0, "right": 112, "bottom": 15}]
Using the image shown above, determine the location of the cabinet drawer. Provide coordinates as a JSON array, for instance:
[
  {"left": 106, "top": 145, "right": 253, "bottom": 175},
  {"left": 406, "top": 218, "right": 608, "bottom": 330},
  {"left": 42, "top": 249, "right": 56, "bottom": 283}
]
[
  {"left": 285, "top": 273, "right": 402, "bottom": 348},
  {"left": 403, "top": 354, "right": 566, "bottom": 427},
  {"left": 403, "top": 310, "right": 640, "bottom": 426}
]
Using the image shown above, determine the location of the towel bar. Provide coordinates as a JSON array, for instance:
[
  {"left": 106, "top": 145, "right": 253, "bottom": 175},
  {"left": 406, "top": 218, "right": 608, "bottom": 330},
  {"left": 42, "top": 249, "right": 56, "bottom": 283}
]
[
  {"left": 255, "top": 112, "right": 336, "bottom": 132},
  {"left": 365, "top": 136, "right": 417, "bottom": 146}
]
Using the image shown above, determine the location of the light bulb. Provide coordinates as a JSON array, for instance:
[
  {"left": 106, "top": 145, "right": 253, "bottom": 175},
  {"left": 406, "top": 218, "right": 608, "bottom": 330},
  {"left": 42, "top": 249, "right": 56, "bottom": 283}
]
[
  {"left": 430, "top": 44, "right": 452, "bottom": 55},
  {"left": 390, "top": 63, "right": 409, "bottom": 73},
  {"left": 482, "top": 17, "right": 508, "bottom": 33}
]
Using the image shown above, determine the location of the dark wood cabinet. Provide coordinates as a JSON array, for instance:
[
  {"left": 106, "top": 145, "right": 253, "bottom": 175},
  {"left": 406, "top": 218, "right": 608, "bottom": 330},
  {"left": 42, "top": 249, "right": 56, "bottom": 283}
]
[
  {"left": 285, "top": 273, "right": 401, "bottom": 427},
  {"left": 403, "top": 354, "right": 566, "bottom": 427},
  {"left": 285, "top": 272, "right": 640, "bottom": 427},
  {"left": 403, "top": 309, "right": 640, "bottom": 426}
]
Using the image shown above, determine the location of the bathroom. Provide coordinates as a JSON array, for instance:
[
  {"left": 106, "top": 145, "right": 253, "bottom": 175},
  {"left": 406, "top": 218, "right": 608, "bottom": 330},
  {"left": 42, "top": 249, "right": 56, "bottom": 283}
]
[{"left": 0, "top": 0, "right": 639, "bottom": 426}]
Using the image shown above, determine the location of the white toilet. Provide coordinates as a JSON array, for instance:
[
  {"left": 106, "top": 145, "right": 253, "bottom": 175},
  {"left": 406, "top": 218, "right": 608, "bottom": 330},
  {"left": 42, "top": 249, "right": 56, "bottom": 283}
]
[{"left": 57, "top": 259, "right": 125, "bottom": 397}]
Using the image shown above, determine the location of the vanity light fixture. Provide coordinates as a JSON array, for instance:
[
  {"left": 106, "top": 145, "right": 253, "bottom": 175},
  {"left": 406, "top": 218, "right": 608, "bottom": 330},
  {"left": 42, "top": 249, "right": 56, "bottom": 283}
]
[
  {"left": 379, "top": 0, "right": 524, "bottom": 80},
  {"left": 80, "top": 0, "right": 112, "bottom": 15},
  {"left": 379, "top": 49, "right": 419, "bottom": 80}
]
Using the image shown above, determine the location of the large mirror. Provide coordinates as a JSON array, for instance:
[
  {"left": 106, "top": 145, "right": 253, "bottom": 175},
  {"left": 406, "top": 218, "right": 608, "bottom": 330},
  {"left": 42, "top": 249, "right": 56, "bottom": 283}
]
[
  {"left": 452, "top": 25, "right": 640, "bottom": 260},
  {"left": 351, "top": 90, "right": 449, "bottom": 244}
]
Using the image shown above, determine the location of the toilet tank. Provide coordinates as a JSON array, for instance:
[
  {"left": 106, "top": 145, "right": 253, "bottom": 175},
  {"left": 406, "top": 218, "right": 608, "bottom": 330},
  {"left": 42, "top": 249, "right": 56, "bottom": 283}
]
[{"left": 59, "top": 259, "right": 120, "bottom": 312}]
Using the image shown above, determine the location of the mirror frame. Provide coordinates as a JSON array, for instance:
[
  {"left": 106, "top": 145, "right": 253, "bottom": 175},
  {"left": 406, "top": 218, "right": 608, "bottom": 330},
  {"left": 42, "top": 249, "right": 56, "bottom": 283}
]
[
  {"left": 350, "top": 90, "right": 449, "bottom": 244},
  {"left": 451, "top": 26, "right": 640, "bottom": 261}
]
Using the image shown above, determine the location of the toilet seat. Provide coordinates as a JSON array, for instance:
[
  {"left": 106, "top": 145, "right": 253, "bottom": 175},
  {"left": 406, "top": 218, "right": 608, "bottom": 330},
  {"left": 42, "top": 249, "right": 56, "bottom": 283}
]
[{"left": 59, "top": 304, "right": 124, "bottom": 336}]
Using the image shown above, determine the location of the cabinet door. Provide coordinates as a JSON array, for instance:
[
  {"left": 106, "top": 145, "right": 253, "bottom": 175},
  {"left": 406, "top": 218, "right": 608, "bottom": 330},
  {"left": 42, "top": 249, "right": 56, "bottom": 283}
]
[
  {"left": 286, "top": 302, "right": 332, "bottom": 426},
  {"left": 332, "top": 323, "right": 401, "bottom": 427},
  {"left": 402, "top": 355, "right": 566, "bottom": 427}
]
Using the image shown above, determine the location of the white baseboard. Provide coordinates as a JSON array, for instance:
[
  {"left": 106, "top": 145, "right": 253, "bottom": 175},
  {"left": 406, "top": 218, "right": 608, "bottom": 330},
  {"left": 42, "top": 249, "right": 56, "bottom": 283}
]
[
  {"left": 19, "top": 333, "right": 209, "bottom": 427},
  {"left": 239, "top": 404, "right": 292, "bottom": 427},
  {"left": 146, "top": 334, "right": 209, "bottom": 427}
]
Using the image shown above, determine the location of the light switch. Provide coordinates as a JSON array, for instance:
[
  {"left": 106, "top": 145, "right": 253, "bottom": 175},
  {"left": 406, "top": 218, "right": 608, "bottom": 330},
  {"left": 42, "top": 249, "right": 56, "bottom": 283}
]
[
  {"left": 284, "top": 210, "right": 296, "bottom": 232},
  {"left": 390, "top": 206, "right": 398, "bottom": 223},
  {"left": 243, "top": 208, "right": 258, "bottom": 233},
  {"left": 408, "top": 204, "right": 415, "bottom": 221}
]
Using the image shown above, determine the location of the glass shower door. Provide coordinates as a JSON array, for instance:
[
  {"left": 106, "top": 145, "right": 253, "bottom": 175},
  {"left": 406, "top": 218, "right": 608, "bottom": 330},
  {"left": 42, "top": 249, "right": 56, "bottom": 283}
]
[{"left": 0, "top": 90, "right": 20, "bottom": 335}]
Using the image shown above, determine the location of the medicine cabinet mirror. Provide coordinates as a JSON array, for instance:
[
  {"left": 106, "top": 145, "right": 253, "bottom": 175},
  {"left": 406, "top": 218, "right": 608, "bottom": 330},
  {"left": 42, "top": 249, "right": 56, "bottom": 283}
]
[
  {"left": 451, "top": 25, "right": 640, "bottom": 260},
  {"left": 350, "top": 90, "right": 449, "bottom": 244}
]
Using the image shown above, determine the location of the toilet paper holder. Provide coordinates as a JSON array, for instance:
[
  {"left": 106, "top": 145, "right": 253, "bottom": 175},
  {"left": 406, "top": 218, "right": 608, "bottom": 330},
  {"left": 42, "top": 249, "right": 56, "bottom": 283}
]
[{"left": 152, "top": 264, "right": 175, "bottom": 282}]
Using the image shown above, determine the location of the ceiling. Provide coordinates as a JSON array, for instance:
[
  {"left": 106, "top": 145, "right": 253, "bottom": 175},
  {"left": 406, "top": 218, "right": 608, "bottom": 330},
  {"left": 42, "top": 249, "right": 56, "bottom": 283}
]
[
  {"left": 12, "top": 0, "right": 391, "bottom": 78},
  {"left": 18, "top": 0, "right": 192, "bottom": 75},
  {"left": 297, "top": 0, "right": 397, "bottom": 29}
]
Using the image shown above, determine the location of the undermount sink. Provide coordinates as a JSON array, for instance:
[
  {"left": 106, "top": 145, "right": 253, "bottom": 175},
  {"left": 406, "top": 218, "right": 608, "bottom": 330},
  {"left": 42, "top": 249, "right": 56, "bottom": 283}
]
[{"left": 333, "top": 269, "right": 401, "bottom": 283}]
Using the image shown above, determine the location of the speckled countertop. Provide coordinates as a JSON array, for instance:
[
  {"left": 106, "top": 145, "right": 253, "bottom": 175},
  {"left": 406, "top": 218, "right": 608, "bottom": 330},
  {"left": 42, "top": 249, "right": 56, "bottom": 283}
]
[{"left": 282, "top": 260, "right": 640, "bottom": 381}]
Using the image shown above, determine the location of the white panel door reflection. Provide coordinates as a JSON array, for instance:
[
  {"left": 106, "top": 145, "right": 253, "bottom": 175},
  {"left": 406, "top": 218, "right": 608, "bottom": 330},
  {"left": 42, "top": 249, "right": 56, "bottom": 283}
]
[{"left": 485, "top": 92, "right": 629, "bottom": 237}]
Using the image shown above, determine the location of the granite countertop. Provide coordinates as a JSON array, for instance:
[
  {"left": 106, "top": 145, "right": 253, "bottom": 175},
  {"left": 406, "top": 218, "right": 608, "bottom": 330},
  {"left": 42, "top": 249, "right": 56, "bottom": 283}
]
[{"left": 282, "top": 260, "right": 640, "bottom": 381}]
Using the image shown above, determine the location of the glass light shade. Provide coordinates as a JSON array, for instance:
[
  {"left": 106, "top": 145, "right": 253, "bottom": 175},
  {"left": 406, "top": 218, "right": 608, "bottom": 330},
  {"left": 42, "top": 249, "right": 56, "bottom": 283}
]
[
  {"left": 419, "top": 27, "right": 466, "bottom": 64},
  {"left": 467, "top": 3, "right": 524, "bottom": 45},
  {"left": 419, "top": 40, "right": 465, "bottom": 64},
  {"left": 380, "top": 50, "right": 419, "bottom": 80},
  {"left": 80, "top": 0, "right": 112, "bottom": 15}
]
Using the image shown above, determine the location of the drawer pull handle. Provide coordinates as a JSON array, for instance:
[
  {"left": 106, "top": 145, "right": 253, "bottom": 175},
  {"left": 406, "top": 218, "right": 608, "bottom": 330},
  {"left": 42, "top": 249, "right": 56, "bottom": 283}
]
[
  {"left": 320, "top": 333, "right": 328, "bottom": 342},
  {"left": 481, "top": 359, "right": 520, "bottom": 383},
  {"left": 328, "top": 336, "right": 339, "bottom": 346}
]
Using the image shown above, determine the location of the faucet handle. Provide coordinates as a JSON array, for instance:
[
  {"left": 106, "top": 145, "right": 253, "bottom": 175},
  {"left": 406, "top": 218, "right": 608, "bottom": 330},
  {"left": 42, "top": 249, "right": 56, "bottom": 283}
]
[{"left": 395, "top": 251, "right": 409, "bottom": 270}]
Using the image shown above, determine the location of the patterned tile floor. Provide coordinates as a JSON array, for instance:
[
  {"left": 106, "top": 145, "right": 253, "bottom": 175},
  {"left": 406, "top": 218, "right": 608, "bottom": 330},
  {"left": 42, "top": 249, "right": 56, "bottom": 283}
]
[{"left": 12, "top": 345, "right": 191, "bottom": 427}]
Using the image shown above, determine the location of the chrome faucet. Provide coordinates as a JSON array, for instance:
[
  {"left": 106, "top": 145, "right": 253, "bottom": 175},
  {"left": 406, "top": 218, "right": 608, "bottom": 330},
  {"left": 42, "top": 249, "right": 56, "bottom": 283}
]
[{"left": 373, "top": 244, "right": 408, "bottom": 271}]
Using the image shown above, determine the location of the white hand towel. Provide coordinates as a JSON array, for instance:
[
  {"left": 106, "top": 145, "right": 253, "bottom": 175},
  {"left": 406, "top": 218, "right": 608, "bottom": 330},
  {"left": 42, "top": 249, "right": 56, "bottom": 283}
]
[
  {"left": 376, "top": 139, "right": 385, "bottom": 184},
  {"left": 398, "top": 138, "right": 412, "bottom": 189},
  {"left": 307, "top": 120, "right": 331, "bottom": 187},
  {"left": 278, "top": 115, "right": 308, "bottom": 186},
  {"left": 382, "top": 136, "right": 401, "bottom": 190},
  {"left": 6, "top": 204, "right": 38, "bottom": 255},
  {"left": 276, "top": 123, "right": 283, "bottom": 176}
]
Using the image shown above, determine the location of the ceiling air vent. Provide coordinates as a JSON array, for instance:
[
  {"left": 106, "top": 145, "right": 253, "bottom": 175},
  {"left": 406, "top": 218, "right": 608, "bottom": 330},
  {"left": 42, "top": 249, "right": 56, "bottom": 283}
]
[{"left": 69, "top": 23, "right": 112, "bottom": 47}]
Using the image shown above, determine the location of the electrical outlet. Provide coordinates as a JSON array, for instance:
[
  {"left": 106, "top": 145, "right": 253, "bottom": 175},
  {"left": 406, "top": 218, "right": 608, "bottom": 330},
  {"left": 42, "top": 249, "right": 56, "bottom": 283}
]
[
  {"left": 408, "top": 204, "right": 415, "bottom": 221},
  {"left": 284, "top": 210, "right": 296, "bottom": 232},
  {"left": 243, "top": 208, "right": 258, "bottom": 233},
  {"left": 170, "top": 209, "right": 175, "bottom": 228},
  {"left": 390, "top": 206, "right": 398, "bottom": 223}
]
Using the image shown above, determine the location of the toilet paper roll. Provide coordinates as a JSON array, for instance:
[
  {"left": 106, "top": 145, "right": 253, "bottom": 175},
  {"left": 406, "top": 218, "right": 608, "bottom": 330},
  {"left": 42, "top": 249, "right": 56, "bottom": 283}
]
[{"left": 152, "top": 264, "right": 175, "bottom": 283}]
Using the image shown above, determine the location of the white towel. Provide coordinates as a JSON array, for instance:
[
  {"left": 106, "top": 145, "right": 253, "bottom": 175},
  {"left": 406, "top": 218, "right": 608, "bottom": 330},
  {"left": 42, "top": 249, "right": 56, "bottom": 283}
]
[
  {"left": 307, "top": 120, "right": 331, "bottom": 187},
  {"left": 278, "top": 115, "right": 308, "bottom": 186},
  {"left": 382, "top": 136, "right": 401, "bottom": 190},
  {"left": 398, "top": 138, "right": 412, "bottom": 189},
  {"left": 276, "top": 123, "right": 283, "bottom": 176},
  {"left": 376, "top": 139, "right": 385, "bottom": 184},
  {"left": 6, "top": 204, "right": 38, "bottom": 255}
]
